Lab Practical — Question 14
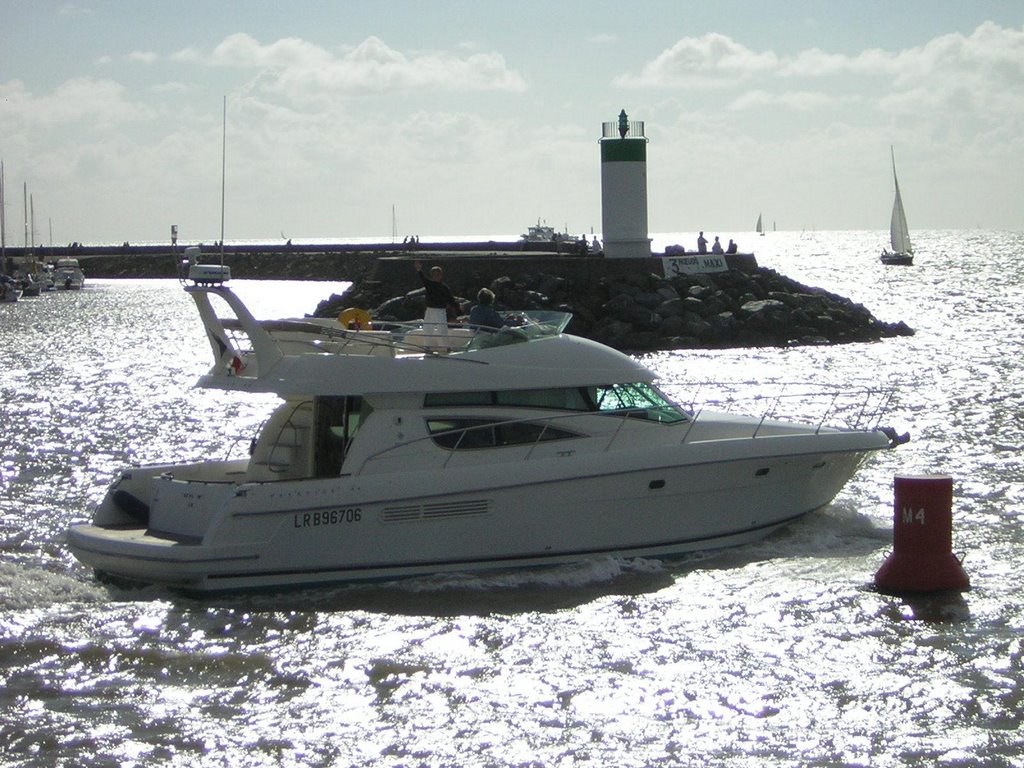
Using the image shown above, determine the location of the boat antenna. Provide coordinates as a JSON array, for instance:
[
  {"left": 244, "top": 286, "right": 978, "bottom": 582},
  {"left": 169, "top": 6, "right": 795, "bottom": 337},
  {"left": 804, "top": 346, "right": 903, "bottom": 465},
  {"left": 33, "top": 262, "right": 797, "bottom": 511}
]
[{"left": 220, "top": 94, "right": 227, "bottom": 267}]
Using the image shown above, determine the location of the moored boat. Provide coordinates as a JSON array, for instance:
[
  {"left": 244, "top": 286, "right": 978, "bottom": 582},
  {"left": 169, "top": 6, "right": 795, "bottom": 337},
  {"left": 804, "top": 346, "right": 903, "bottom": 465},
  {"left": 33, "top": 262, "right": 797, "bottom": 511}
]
[
  {"left": 19, "top": 274, "right": 41, "bottom": 297},
  {"left": 53, "top": 257, "right": 85, "bottom": 289},
  {"left": 0, "top": 275, "right": 22, "bottom": 302},
  {"left": 67, "top": 275, "right": 908, "bottom": 594}
]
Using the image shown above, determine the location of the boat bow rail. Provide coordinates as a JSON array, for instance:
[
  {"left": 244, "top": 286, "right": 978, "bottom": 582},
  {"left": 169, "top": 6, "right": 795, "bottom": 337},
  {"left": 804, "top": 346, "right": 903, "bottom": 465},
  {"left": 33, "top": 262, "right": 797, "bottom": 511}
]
[{"left": 678, "top": 382, "right": 905, "bottom": 435}]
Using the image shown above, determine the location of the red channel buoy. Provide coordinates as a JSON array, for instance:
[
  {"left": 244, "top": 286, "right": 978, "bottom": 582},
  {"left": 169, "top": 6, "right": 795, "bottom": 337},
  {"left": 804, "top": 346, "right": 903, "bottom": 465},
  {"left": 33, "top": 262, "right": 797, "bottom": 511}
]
[{"left": 874, "top": 475, "right": 970, "bottom": 594}]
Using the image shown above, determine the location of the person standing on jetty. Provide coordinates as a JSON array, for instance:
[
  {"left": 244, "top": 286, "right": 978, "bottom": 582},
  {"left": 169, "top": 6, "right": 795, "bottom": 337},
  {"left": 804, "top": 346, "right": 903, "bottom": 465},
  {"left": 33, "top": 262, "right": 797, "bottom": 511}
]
[
  {"left": 414, "top": 261, "right": 459, "bottom": 343},
  {"left": 697, "top": 232, "right": 708, "bottom": 253}
]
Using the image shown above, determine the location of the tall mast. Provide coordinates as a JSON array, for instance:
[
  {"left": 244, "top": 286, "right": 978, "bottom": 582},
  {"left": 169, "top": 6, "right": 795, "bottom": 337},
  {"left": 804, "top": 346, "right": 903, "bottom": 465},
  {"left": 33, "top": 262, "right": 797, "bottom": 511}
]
[
  {"left": 220, "top": 94, "right": 226, "bottom": 266},
  {"left": 1, "top": 160, "right": 6, "bottom": 262},
  {"left": 23, "top": 182, "right": 28, "bottom": 247}
]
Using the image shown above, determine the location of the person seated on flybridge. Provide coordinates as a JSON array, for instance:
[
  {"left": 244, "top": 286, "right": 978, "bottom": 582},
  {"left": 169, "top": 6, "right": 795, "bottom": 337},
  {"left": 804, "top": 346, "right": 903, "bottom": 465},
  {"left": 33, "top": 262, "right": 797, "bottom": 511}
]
[
  {"left": 468, "top": 288, "right": 504, "bottom": 331},
  {"left": 414, "top": 261, "right": 460, "bottom": 336}
]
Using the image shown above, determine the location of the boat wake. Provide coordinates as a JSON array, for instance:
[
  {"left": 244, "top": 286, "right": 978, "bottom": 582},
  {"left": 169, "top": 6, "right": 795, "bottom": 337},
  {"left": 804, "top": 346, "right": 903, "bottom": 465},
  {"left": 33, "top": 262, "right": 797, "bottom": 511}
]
[{"left": 0, "top": 562, "right": 110, "bottom": 610}]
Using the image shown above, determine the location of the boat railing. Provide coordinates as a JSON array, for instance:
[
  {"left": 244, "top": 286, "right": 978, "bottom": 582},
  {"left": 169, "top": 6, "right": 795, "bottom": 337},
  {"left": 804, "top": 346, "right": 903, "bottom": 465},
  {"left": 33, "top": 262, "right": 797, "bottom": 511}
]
[
  {"left": 215, "top": 311, "right": 573, "bottom": 360},
  {"left": 682, "top": 383, "right": 900, "bottom": 436},
  {"left": 189, "top": 286, "right": 573, "bottom": 383}
]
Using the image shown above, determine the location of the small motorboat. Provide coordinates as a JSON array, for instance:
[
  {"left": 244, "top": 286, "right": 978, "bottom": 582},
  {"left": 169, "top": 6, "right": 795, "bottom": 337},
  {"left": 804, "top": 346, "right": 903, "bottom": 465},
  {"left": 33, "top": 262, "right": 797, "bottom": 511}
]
[{"left": 53, "top": 258, "right": 85, "bottom": 289}]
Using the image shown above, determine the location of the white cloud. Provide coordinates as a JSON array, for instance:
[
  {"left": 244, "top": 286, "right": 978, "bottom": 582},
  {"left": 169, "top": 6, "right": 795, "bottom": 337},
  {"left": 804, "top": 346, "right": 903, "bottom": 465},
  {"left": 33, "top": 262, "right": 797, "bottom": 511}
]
[
  {"left": 621, "top": 23, "right": 1024, "bottom": 85},
  {"left": 58, "top": 3, "right": 93, "bottom": 17},
  {"left": 614, "top": 33, "right": 779, "bottom": 89},
  {"left": 617, "top": 23, "right": 1024, "bottom": 127},
  {"left": 151, "top": 81, "right": 190, "bottom": 95},
  {"left": 729, "top": 89, "right": 855, "bottom": 112},
  {"left": 779, "top": 47, "right": 897, "bottom": 77},
  {"left": 171, "top": 33, "right": 527, "bottom": 98},
  {"left": 128, "top": 51, "right": 159, "bottom": 65},
  {"left": 0, "top": 77, "right": 154, "bottom": 129}
]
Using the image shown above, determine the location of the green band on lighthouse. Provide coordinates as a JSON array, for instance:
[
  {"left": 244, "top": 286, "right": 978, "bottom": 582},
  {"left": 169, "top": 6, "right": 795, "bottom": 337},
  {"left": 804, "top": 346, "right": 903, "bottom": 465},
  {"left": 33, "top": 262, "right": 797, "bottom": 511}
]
[{"left": 601, "top": 139, "right": 647, "bottom": 163}]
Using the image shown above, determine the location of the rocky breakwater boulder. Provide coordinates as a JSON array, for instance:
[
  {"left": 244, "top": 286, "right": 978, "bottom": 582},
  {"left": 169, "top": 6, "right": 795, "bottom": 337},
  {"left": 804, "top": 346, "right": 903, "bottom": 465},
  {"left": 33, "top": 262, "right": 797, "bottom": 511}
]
[
  {"left": 591, "top": 268, "right": 914, "bottom": 350},
  {"left": 313, "top": 266, "right": 913, "bottom": 352}
]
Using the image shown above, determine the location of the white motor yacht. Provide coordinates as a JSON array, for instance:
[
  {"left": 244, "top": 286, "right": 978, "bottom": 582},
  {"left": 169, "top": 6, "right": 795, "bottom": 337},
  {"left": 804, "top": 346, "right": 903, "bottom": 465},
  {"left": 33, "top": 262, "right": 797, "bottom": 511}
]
[{"left": 67, "top": 277, "right": 907, "bottom": 593}]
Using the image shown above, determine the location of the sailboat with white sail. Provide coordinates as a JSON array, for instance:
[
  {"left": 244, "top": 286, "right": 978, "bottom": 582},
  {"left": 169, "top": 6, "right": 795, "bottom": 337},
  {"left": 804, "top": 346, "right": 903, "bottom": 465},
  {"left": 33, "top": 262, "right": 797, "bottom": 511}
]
[
  {"left": 756, "top": 213, "right": 765, "bottom": 236},
  {"left": 880, "top": 146, "right": 913, "bottom": 265}
]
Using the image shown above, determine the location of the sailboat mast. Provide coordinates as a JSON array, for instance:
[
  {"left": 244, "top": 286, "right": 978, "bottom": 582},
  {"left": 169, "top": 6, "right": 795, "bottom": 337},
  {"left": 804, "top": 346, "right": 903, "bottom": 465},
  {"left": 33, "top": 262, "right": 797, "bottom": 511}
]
[
  {"left": 220, "top": 94, "right": 226, "bottom": 266},
  {"left": 1, "top": 160, "right": 6, "bottom": 261},
  {"left": 890, "top": 145, "right": 899, "bottom": 195},
  {"left": 23, "top": 182, "right": 28, "bottom": 248}
]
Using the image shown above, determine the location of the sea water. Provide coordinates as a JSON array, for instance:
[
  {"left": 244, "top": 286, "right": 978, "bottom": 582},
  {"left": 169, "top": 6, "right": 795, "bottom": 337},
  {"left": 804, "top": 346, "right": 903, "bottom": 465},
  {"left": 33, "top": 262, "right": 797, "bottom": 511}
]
[{"left": 1, "top": 230, "right": 1022, "bottom": 767}]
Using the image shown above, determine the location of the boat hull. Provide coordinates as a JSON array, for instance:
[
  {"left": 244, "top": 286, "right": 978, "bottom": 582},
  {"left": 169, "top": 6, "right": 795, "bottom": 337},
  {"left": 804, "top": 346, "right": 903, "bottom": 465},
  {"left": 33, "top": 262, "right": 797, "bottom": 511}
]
[
  {"left": 880, "top": 251, "right": 913, "bottom": 266},
  {"left": 67, "top": 439, "right": 877, "bottom": 593}
]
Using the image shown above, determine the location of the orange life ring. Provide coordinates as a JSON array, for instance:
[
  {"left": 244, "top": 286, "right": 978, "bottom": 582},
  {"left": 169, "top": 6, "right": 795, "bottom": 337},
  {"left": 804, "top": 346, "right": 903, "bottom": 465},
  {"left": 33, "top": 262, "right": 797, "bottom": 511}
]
[{"left": 338, "top": 307, "right": 372, "bottom": 330}]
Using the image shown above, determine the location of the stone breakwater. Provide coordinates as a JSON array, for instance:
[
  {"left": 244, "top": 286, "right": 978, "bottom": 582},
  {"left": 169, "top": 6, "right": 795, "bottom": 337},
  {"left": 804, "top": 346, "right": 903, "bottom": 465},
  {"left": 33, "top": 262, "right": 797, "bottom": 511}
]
[{"left": 315, "top": 257, "right": 914, "bottom": 352}]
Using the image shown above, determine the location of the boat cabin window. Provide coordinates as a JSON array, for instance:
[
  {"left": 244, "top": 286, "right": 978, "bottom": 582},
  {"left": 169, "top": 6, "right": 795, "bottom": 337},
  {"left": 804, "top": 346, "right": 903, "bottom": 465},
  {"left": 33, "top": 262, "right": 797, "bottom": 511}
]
[
  {"left": 588, "top": 383, "right": 689, "bottom": 423},
  {"left": 314, "top": 396, "right": 372, "bottom": 476},
  {"left": 425, "top": 387, "right": 590, "bottom": 411},
  {"left": 424, "top": 383, "right": 688, "bottom": 423},
  {"left": 427, "top": 418, "right": 579, "bottom": 450}
]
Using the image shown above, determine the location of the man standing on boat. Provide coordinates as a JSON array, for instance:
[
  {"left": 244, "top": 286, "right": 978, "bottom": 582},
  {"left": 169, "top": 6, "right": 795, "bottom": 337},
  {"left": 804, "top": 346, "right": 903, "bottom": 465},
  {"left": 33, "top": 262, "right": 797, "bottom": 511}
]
[{"left": 415, "top": 261, "right": 460, "bottom": 343}]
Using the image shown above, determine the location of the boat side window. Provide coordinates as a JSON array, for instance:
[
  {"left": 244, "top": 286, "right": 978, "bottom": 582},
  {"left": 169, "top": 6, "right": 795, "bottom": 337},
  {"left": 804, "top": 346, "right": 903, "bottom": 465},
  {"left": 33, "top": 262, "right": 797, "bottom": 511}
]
[
  {"left": 589, "top": 383, "right": 690, "bottom": 424},
  {"left": 494, "top": 387, "right": 592, "bottom": 410},
  {"left": 427, "top": 418, "right": 580, "bottom": 450},
  {"left": 424, "top": 391, "right": 493, "bottom": 407},
  {"left": 425, "top": 387, "right": 591, "bottom": 410}
]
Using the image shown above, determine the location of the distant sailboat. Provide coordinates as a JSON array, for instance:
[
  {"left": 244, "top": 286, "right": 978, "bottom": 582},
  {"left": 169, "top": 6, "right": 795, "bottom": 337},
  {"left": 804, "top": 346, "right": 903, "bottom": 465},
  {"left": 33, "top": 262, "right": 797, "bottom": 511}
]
[
  {"left": 880, "top": 146, "right": 913, "bottom": 265},
  {"left": 756, "top": 213, "right": 765, "bottom": 236}
]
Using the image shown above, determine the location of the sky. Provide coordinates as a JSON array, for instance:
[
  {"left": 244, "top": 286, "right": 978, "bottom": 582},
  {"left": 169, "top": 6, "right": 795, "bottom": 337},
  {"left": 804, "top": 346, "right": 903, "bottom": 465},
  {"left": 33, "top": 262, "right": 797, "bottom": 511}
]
[{"left": 2, "top": 1, "right": 1023, "bottom": 245}]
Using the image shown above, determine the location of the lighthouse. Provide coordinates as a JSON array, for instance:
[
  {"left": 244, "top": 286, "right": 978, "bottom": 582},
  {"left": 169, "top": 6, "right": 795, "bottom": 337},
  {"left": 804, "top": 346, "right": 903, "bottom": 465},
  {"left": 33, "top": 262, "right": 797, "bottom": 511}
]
[{"left": 599, "top": 109, "right": 651, "bottom": 259}]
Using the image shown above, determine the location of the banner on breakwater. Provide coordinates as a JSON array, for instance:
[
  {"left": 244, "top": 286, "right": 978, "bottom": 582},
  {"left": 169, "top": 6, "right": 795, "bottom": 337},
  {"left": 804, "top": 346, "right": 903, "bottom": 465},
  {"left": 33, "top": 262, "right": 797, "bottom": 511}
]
[{"left": 662, "top": 254, "right": 729, "bottom": 276}]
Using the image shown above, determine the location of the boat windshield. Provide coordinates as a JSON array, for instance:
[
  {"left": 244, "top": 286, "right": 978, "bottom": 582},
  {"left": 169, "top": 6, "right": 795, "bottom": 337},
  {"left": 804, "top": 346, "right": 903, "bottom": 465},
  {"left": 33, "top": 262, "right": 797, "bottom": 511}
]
[
  {"left": 466, "top": 311, "right": 572, "bottom": 350},
  {"left": 590, "top": 383, "right": 690, "bottom": 423}
]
